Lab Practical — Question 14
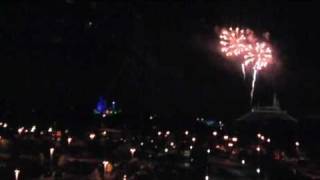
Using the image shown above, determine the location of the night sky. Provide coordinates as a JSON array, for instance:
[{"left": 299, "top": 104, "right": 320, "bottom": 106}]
[{"left": 0, "top": 1, "right": 319, "bottom": 126}]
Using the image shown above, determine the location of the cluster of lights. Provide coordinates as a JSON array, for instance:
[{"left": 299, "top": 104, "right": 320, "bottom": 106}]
[{"left": 0, "top": 122, "right": 8, "bottom": 128}]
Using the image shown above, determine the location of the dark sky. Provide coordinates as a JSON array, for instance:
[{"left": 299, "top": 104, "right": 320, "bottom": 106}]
[{"left": 0, "top": 1, "right": 319, "bottom": 125}]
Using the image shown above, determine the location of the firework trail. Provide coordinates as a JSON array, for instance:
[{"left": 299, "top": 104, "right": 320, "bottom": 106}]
[{"left": 244, "top": 42, "right": 273, "bottom": 101}]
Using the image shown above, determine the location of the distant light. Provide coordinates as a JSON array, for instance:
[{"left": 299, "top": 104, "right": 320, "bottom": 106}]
[
  {"left": 192, "top": 137, "right": 196, "bottom": 142},
  {"left": 88, "top": 21, "right": 93, "bottom": 26},
  {"left": 3, "top": 123, "right": 7, "bottom": 128},
  {"left": 228, "top": 142, "right": 234, "bottom": 147},
  {"left": 189, "top": 145, "right": 193, "bottom": 150},
  {"left": 140, "top": 142, "right": 144, "bottom": 146},
  {"left": 267, "top": 138, "right": 271, "bottom": 143},
  {"left": 260, "top": 135, "right": 265, "bottom": 141},
  {"left": 24, "top": 129, "right": 29, "bottom": 133},
  {"left": 102, "top": 130, "right": 107, "bottom": 136},
  {"left": 201, "top": 118, "right": 204, "bottom": 121},
  {"left": 65, "top": 129, "right": 69, "bottom": 134},
  {"left": 170, "top": 142, "right": 175, "bottom": 147},
  {"left": 205, "top": 175, "right": 209, "bottom": 180},
  {"left": 30, "top": 125, "right": 36, "bottom": 133},
  {"left": 0, "top": 122, "right": 2, "bottom": 126},
  {"left": 257, "top": 133, "right": 261, "bottom": 138},
  {"left": 48, "top": 127, "right": 53, "bottom": 133},
  {"left": 89, "top": 133, "right": 96, "bottom": 140},
  {"left": 102, "top": 114, "right": 107, "bottom": 118},
  {"left": 102, "top": 161, "right": 109, "bottom": 172},
  {"left": 149, "top": 116, "right": 153, "bottom": 120},
  {"left": 123, "top": 174, "right": 127, "bottom": 180},
  {"left": 185, "top": 130, "right": 189, "bottom": 136},
  {"left": 67, "top": 137, "right": 72, "bottom": 145},
  {"left": 164, "top": 148, "right": 168, "bottom": 153},
  {"left": 40, "top": 131, "right": 44, "bottom": 135},
  {"left": 223, "top": 135, "right": 229, "bottom": 140},
  {"left": 150, "top": 139, "right": 154, "bottom": 143},
  {"left": 49, "top": 147, "right": 55, "bottom": 160},
  {"left": 256, "top": 146, "right": 261, "bottom": 152},
  {"left": 166, "top": 131, "right": 170, "bottom": 136},
  {"left": 207, "top": 149, "right": 211, "bottom": 154},
  {"left": 14, "top": 169, "right": 20, "bottom": 180},
  {"left": 212, "top": 131, "right": 218, "bottom": 136},
  {"left": 129, "top": 148, "right": 136, "bottom": 157},
  {"left": 256, "top": 167, "right": 261, "bottom": 174},
  {"left": 157, "top": 131, "right": 162, "bottom": 136},
  {"left": 232, "top": 137, "right": 238, "bottom": 142},
  {"left": 215, "top": 145, "right": 220, "bottom": 149},
  {"left": 196, "top": 117, "right": 200, "bottom": 121},
  {"left": 295, "top": 141, "right": 300, "bottom": 147},
  {"left": 18, "top": 127, "right": 24, "bottom": 134},
  {"left": 241, "top": 159, "right": 246, "bottom": 165}
]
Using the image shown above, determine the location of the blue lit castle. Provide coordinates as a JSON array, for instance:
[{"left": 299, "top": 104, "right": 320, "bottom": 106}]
[{"left": 94, "top": 97, "right": 121, "bottom": 118}]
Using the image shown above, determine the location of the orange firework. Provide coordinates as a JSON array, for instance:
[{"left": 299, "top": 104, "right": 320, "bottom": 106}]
[{"left": 219, "top": 27, "right": 250, "bottom": 57}]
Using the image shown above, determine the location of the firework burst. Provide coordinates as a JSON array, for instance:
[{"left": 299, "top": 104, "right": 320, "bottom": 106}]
[
  {"left": 243, "top": 42, "right": 273, "bottom": 101},
  {"left": 219, "top": 27, "right": 250, "bottom": 57}
]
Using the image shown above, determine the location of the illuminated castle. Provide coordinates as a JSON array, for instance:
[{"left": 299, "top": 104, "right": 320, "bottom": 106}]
[{"left": 94, "top": 97, "right": 121, "bottom": 118}]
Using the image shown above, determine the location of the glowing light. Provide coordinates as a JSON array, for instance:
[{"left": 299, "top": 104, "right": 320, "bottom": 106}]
[
  {"left": 212, "top": 131, "right": 218, "bottom": 136},
  {"left": 256, "top": 146, "right": 261, "bottom": 152},
  {"left": 123, "top": 174, "right": 127, "bottom": 180},
  {"left": 30, "top": 125, "right": 36, "bottom": 133},
  {"left": 189, "top": 145, "right": 193, "bottom": 150},
  {"left": 205, "top": 175, "right": 209, "bottom": 180},
  {"left": 157, "top": 131, "right": 162, "bottom": 136},
  {"left": 223, "top": 135, "right": 229, "bottom": 140},
  {"left": 18, "top": 127, "right": 24, "bottom": 134},
  {"left": 140, "top": 142, "right": 144, "bottom": 146},
  {"left": 207, "top": 149, "right": 211, "bottom": 154},
  {"left": 89, "top": 133, "right": 96, "bottom": 140},
  {"left": 185, "top": 130, "right": 189, "bottom": 136},
  {"left": 48, "top": 127, "right": 53, "bottom": 133},
  {"left": 170, "top": 142, "right": 175, "bottom": 147},
  {"left": 3, "top": 123, "right": 7, "bottom": 128},
  {"left": 232, "top": 137, "right": 238, "bottom": 142},
  {"left": 228, "top": 142, "right": 234, "bottom": 147},
  {"left": 102, "top": 161, "right": 113, "bottom": 173},
  {"left": 295, "top": 141, "right": 300, "bottom": 147},
  {"left": 267, "top": 138, "right": 271, "bottom": 143},
  {"left": 150, "top": 139, "right": 154, "bottom": 143},
  {"left": 256, "top": 168, "right": 261, "bottom": 174},
  {"left": 49, "top": 147, "right": 55, "bottom": 160},
  {"left": 14, "top": 169, "right": 20, "bottom": 180},
  {"left": 67, "top": 137, "right": 72, "bottom": 145},
  {"left": 164, "top": 148, "right": 168, "bottom": 153},
  {"left": 257, "top": 133, "right": 261, "bottom": 138},
  {"left": 102, "top": 130, "right": 107, "bottom": 136},
  {"left": 241, "top": 159, "right": 246, "bottom": 165},
  {"left": 129, "top": 148, "right": 136, "bottom": 157},
  {"left": 166, "top": 131, "right": 170, "bottom": 136},
  {"left": 192, "top": 137, "right": 196, "bottom": 142}
]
